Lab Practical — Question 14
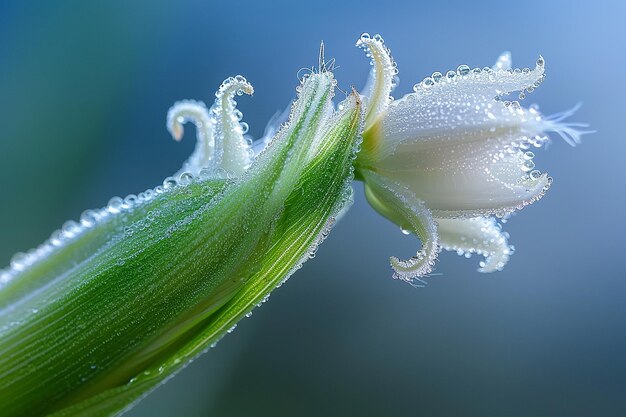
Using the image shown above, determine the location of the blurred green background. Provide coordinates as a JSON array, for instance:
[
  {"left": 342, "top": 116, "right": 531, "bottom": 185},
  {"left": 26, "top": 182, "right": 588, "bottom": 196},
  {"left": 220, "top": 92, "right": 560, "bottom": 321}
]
[{"left": 1, "top": 1, "right": 625, "bottom": 416}]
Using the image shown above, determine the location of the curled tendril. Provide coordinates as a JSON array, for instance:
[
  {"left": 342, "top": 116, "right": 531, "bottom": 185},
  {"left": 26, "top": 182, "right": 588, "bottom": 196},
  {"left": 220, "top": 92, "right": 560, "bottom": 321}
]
[
  {"left": 166, "top": 100, "right": 212, "bottom": 143},
  {"left": 166, "top": 76, "right": 254, "bottom": 178},
  {"left": 213, "top": 76, "right": 254, "bottom": 176},
  {"left": 355, "top": 33, "right": 397, "bottom": 129}
]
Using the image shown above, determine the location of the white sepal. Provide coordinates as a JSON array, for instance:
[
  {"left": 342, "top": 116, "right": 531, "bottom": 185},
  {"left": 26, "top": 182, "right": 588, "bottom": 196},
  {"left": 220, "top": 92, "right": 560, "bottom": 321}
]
[{"left": 362, "top": 171, "right": 440, "bottom": 286}]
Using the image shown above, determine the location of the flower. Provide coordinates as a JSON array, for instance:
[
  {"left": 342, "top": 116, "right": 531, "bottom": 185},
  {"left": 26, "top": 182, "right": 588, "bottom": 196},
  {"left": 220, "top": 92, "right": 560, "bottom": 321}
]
[{"left": 354, "top": 33, "right": 590, "bottom": 286}]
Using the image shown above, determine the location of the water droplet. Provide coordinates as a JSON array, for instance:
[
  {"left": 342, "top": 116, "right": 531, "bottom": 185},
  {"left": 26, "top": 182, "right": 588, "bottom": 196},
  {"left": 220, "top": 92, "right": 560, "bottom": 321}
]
[
  {"left": 431, "top": 71, "right": 443, "bottom": 83},
  {"left": 536, "top": 56, "right": 545, "bottom": 67},
  {"left": 107, "top": 197, "right": 124, "bottom": 214},
  {"left": 10, "top": 252, "right": 27, "bottom": 270},
  {"left": 50, "top": 230, "right": 63, "bottom": 246},
  {"left": 178, "top": 172, "right": 193, "bottom": 186},
  {"left": 62, "top": 220, "right": 80, "bottom": 236},
  {"left": 80, "top": 210, "right": 98, "bottom": 227},
  {"left": 422, "top": 77, "right": 435, "bottom": 88},
  {"left": 521, "top": 160, "right": 536, "bottom": 172},
  {"left": 123, "top": 194, "right": 138, "bottom": 209},
  {"left": 162, "top": 177, "right": 177, "bottom": 190},
  {"left": 457, "top": 64, "right": 470, "bottom": 76}
]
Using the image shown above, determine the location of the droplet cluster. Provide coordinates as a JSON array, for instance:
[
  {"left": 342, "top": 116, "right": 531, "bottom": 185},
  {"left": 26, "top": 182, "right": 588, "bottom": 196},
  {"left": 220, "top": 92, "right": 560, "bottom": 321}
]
[
  {"left": 0, "top": 170, "right": 220, "bottom": 289},
  {"left": 411, "top": 56, "right": 546, "bottom": 105},
  {"left": 438, "top": 217, "right": 513, "bottom": 272}
]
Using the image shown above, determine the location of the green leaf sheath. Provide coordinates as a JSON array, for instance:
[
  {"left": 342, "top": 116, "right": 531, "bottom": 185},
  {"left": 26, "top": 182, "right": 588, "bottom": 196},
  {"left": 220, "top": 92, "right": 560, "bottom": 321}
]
[{"left": 0, "top": 73, "right": 363, "bottom": 417}]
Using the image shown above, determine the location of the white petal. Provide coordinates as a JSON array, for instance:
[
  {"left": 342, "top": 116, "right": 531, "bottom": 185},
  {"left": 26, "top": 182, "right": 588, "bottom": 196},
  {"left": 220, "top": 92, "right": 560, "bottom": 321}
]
[
  {"left": 437, "top": 217, "right": 512, "bottom": 272},
  {"left": 355, "top": 33, "right": 397, "bottom": 129},
  {"left": 359, "top": 58, "right": 566, "bottom": 217},
  {"left": 362, "top": 171, "right": 440, "bottom": 286},
  {"left": 368, "top": 57, "right": 546, "bottom": 161},
  {"left": 370, "top": 135, "right": 553, "bottom": 218},
  {"left": 493, "top": 51, "right": 512, "bottom": 71}
]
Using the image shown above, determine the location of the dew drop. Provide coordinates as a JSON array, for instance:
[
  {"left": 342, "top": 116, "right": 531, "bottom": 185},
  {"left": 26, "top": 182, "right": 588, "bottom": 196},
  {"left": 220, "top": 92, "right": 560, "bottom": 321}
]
[
  {"left": 162, "top": 177, "right": 177, "bottom": 190},
  {"left": 521, "top": 160, "right": 536, "bottom": 172},
  {"left": 457, "top": 64, "right": 470, "bottom": 76},
  {"left": 123, "top": 194, "right": 138, "bottom": 209},
  {"left": 422, "top": 77, "right": 435, "bottom": 88},
  {"left": 80, "top": 210, "right": 98, "bottom": 227},
  {"left": 10, "top": 252, "right": 28, "bottom": 270},
  {"left": 107, "top": 197, "right": 124, "bottom": 214},
  {"left": 536, "top": 56, "right": 545, "bottom": 67},
  {"left": 178, "top": 172, "right": 193, "bottom": 186},
  {"left": 62, "top": 220, "right": 81, "bottom": 236},
  {"left": 50, "top": 230, "right": 63, "bottom": 246},
  {"left": 141, "top": 189, "right": 156, "bottom": 201}
]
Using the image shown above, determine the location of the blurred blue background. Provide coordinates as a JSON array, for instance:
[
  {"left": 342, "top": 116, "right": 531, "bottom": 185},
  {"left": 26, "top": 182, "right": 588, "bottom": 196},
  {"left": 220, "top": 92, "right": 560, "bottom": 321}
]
[{"left": 1, "top": 0, "right": 624, "bottom": 416}]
